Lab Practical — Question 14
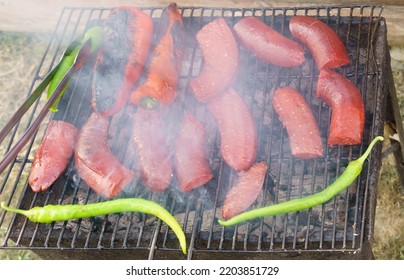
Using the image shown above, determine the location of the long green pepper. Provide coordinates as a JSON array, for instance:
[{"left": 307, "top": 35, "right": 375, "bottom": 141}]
[
  {"left": 0, "top": 198, "right": 187, "bottom": 255},
  {"left": 218, "top": 136, "right": 384, "bottom": 227},
  {"left": 47, "top": 25, "right": 103, "bottom": 112}
]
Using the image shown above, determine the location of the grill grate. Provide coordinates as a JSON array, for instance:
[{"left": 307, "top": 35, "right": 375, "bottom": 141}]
[{"left": 0, "top": 5, "right": 388, "bottom": 259}]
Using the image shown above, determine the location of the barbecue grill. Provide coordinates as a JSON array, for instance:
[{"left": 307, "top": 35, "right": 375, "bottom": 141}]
[{"left": 0, "top": 4, "right": 395, "bottom": 260}]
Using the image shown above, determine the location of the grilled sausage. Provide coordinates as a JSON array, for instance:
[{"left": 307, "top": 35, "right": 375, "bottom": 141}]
[
  {"left": 92, "top": 6, "right": 153, "bottom": 116},
  {"left": 190, "top": 18, "right": 239, "bottom": 103},
  {"left": 222, "top": 162, "right": 268, "bottom": 220},
  {"left": 233, "top": 16, "right": 305, "bottom": 67},
  {"left": 130, "top": 3, "right": 184, "bottom": 108},
  {"left": 272, "top": 86, "right": 323, "bottom": 158},
  {"left": 207, "top": 88, "right": 258, "bottom": 171},
  {"left": 132, "top": 108, "right": 173, "bottom": 192},
  {"left": 316, "top": 69, "right": 365, "bottom": 146},
  {"left": 174, "top": 113, "right": 213, "bottom": 192},
  {"left": 289, "top": 16, "right": 350, "bottom": 70},
  {"left": 75, "top": 112, "right": 134, "bottom": 198},
  {"left": 28, "top": 120, "right": 78, "bottom": 192}
]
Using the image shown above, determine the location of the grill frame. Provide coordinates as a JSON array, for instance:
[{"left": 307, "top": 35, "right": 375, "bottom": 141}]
[{"left": 0, "top": 4, "right": 388, "bottom": 260}]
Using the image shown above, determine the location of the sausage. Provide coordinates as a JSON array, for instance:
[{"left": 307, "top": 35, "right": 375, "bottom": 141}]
[
  {"left": 233, "top": 16, "right": 305, "bottom": 67},
  {"left": 316, "top": 69, "right": 365, "bottom": 146},
  {"left": 222, "top": 162, "right": 268, "bottom": 220},
  {"left": 28, "top": 120, "right": 78, "bottom": 192},
  {"left": 207, "top": 88, "right": 258, "bottom": 171},
  {"left": 130, "top": 3, "right": 184, "bottom": 108},
  {"left": 132, "top": 108, "right": 173, "bottom": 192},
  {"left": 190, "top": 18, "right": 239, "bottom": 103},
  {"left": 289, "top": 16, "right": 350, "bottom": 70},
  {"left": 174, "top": 113, "right": 213, "bottom": 192},
  {"left": 74, "top": 112, "right": 134, "bottom": 198},
  {"left": 92, "top": 6, "right": 153, "bottom": 116},
  {"left": 272, "top": 86, "right": 323, "bottom": 158}
]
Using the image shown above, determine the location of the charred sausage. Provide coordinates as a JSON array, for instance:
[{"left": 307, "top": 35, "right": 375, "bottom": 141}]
[
  {"left": 130, "top": 3, "right": 184, "bottom": 108},
  {"left": 190, "top": 18, "right": 239, "bottom": 103},
  {"left": 207, "top": 88, "right": 258, "bottom": 171},
  {"left": 222, "top": 162, "right": 268, "bottom": 220},
  {"left": 272, "top": 86, "right": 323, "bottom": 158},
  {"left": 174, "top": 113, "right": 213, "bottom": 192},
  {"left": 233, "top": 16, "right": 305, "bottom": 67},
  {"left": 92, "top": 6, "right": 153, "bottom": 116},
  {"left": 289, "top": 16, "right": 350, "bottom": 70},
  {"left": 132, "top": 108, "right": 173, "bottom": 192},
  {"left": 74, "top": 112, "right": 134, "bottom": 198},
  {"left": 28, "top": 120, "right": 78, "bottom": 192},
  {"left": 316, "top": 69, "right": 365, "bottom": 146}
]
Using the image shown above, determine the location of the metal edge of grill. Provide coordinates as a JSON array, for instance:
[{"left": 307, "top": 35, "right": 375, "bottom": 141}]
[{"left": 0, "top": 4, "right": 388, "bottom": 260}]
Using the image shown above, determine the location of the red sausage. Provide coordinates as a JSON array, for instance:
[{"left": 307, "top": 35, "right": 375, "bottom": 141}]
[
  {"left": 222, "top": 162, "right": 268, "bottom": 220},
  {"left": 316, "top": 69, "right": 365, "bottom": 146},
  {"left": 207, "top": 88, "right": 258, "bottom": 171},
  {"left": 190, "top": 18, "right": 239, "bottom": 103},
  {"left": 233, "top": 16, "right": 305, "bottom": 67},
  {"left": 174, "top": 113, "right": 213, "bottom": 192},
  {"left": 132, "top": 108, "right": 173, "bottom": 192},
  {"left": 74, "top": 112, "right": 134, "bottom": 198},
  {"left": 272, "top": 86, "right": 323, "bottom": 158},
  {"left": 92, "top": 7, "right": 153, "bottom": 116},
  {"left": 130, "top": 3, "right": 184, "bottom": 108},
  {"left": 28, "top": 120, "right": 78, "bottom": 192},
  {"left": 289, "top": 16, "right": 349, "bottom": 69}
]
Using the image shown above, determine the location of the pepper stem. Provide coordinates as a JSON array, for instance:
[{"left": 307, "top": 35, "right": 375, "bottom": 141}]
[
  {"left": 140, "top": 97, "right": 161, "bottom": 110},
  {"left": 356, "top": 136, "right": 384, "bottom": 165},
  {"left": 1, "top": 202, "right": 28, "bottom": 217}
]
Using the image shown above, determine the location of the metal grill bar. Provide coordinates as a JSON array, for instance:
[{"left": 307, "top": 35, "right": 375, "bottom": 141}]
[{"left": 0, "top": 4, "right": 387, "bottom": 259}]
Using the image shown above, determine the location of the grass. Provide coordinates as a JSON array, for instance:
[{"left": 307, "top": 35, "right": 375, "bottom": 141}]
[
  {"left": 0, "top": 229, "right": 39, "bottom": 260},
  {"left": 0, "top": 31, "right": 45, "bottom": 260},
  {"left": 0, "top": 31, "right": 403, "bottom": 260},
  {"left": 372, "top": 59, "right": 404, "bottom": 260},
  {"left": 373, "top": 153, "right": 404, "bottom": 260}
]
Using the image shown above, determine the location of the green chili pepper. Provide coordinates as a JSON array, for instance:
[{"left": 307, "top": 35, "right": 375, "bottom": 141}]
[
  {"left": 47, "top": 25, "right": 103, "bottom": 112},
  {"left": 218, "top": 136, "right": 384, "bottom": 227},
  {"left": 0, "top": 198, "right": 187, "bottom": 254}
]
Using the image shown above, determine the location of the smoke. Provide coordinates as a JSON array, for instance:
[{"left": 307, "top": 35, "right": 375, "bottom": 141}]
[{"left": 48, "top": 10, "right": 223, "bottom": 206}]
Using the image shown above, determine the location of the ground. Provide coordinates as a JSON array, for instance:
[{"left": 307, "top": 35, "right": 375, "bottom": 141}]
[{"left": 372, "top": 46, "right": 404, "bottom": 260}]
